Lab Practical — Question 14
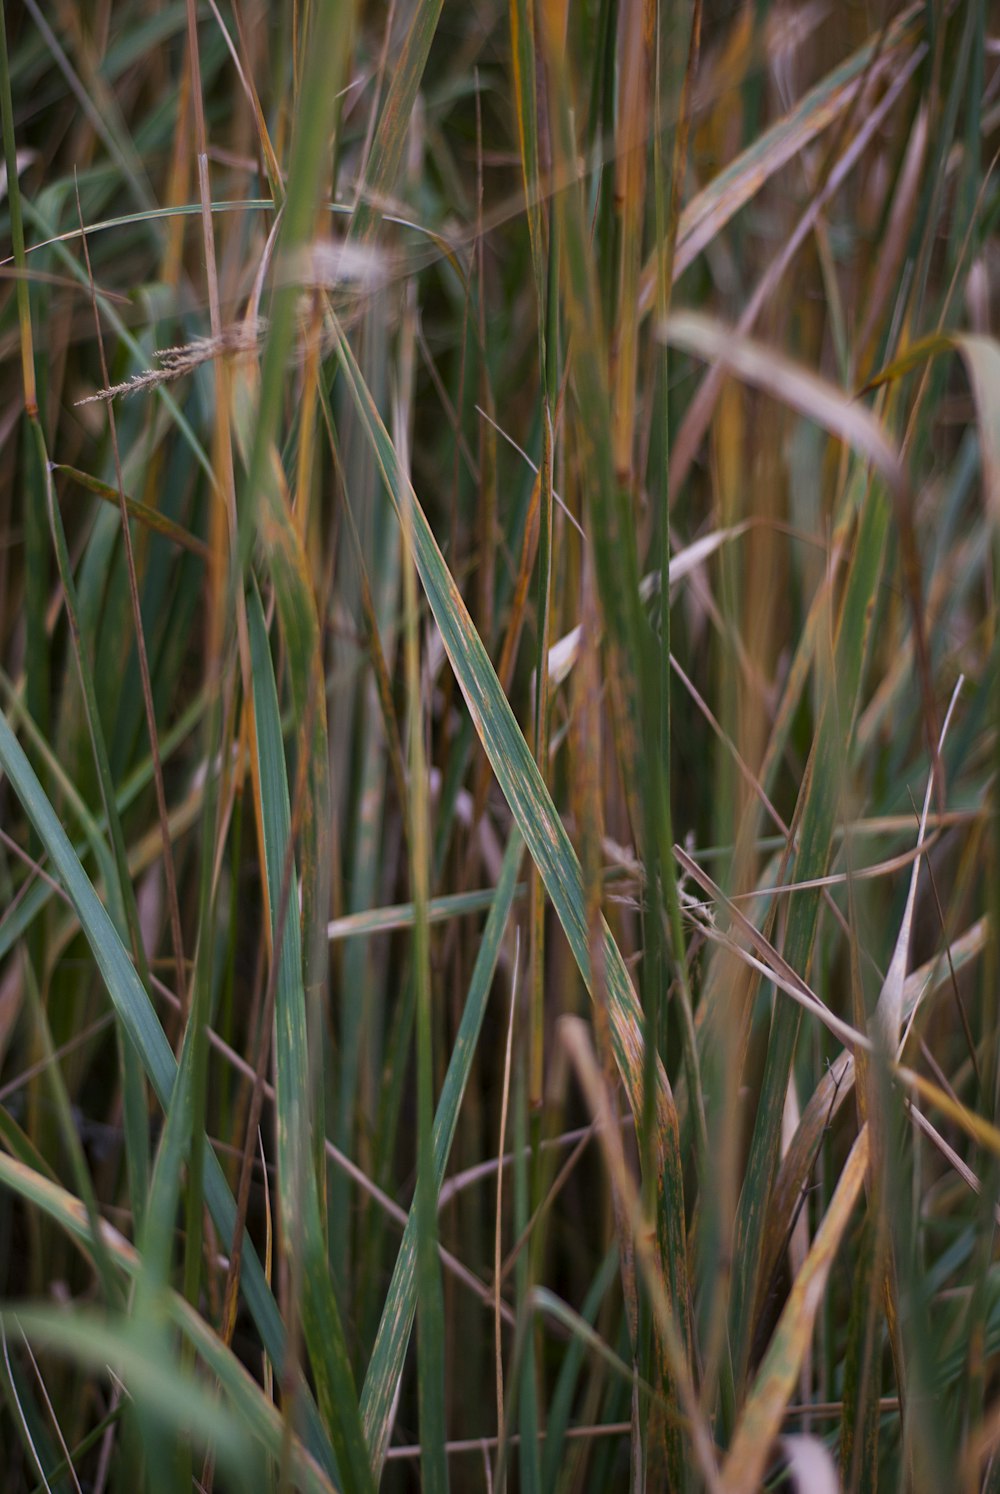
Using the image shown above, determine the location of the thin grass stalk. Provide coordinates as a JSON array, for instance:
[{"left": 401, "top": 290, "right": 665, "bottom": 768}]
[
  {"left": 398, "top": 270, "right": 449, "bottom": 1487},
  {"left": 76, "top": 201, "right": 188, "bottom": 1017}
]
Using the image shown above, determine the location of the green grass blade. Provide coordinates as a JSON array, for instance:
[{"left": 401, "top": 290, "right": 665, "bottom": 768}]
[
  {"left": 0, "top": 703, "right": 339, "bottom": 1480},
  {"left": 329, "top": 299, "right": 695, "bottom": 1468},
  {"left": 329, "top": 312, "right": 675, "bottom": 1134},
  {"left": 0, "top": 1152, "right": 339, "bottom": 1494},
  {"left": 327, "top": 883, "right": 526, "bottom": 941},
  {"left": 350, "top": 0, "right": 445, "bottom": 243},
  {"left": 361, "top": 828, "right": 523, "bottom": 1472},
  {"left": 53, "top": 465, "right": 210, "bottom": 562},
  {"left": 328, "top": 302, "right": 679, "bottom": 1150},
  {"left": 38, "top": 425, "right": 153, "bottom": 1229},
  {"left": 730, "top": 472, "right": 889, "bottom": 1381},
  {"left": 6, "top": 1305, "right": 256, "bottom": 1489},
  {"left": 237, "top": 0, "right": 355, "bottom": 567},
  {"left": 247, "top": 587, "right": 374, "bottom": 1490},
  {"left": 17, "top": 952, "right": 121, "bottom": 1310}
]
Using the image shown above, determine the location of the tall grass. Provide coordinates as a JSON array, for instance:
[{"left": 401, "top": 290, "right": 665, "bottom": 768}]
[{"left": 0, "top": 0, "right": 998, "bottom": 1488}]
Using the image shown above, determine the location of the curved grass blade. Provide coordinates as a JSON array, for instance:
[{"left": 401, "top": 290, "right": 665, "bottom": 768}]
[
  {"left": 5, "top": 1306, "right": 256, "bottom": 1488},
  {"left": 0, "top": 1152, "right": 339, "bottom": 1494},
  {"left": 861, "top": 332, "right": 1000, "bottom": 517},
  {"left": 0, "top": 705, "right": 339, "bottom": 1481},
  {"left": 0, "top": 687, "right": 208, "bottom": 965},
  {"left": 637, "top": 4, "right": 924, "bottom": 315},
  {"left": 8, "top": 200, "right": 466, "bottom": 285},
  {"left": 661, "top": 313, "right": 907, "bottom": 496},
  {"left": 533, "top": 1285, "right": 660, "bottom": 1409}
]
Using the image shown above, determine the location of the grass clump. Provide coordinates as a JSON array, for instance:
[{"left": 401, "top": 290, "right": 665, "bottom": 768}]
[{"left": 0, "top": 0, "right": 999, "bottom": 1489}]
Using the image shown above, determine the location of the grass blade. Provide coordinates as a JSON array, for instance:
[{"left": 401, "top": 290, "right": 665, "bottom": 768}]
[
  {"left": 720, "top": 1129, "right": 870, "bottom": 1494},
  {"left": 326, "top": 309, "right": 691, "bottom": 1357},
  {"left": 246, "top": 586, "right": 374, "bottom": 1490},
  {"left": 0, "top": 1153, "right": 339, "bottom": 1494},
  {"left": 361, "top": 828, "right": 523, "bottom": 1471},
  {"left": 0, "top": 703, "right": 339, "bottom": 1480}
]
